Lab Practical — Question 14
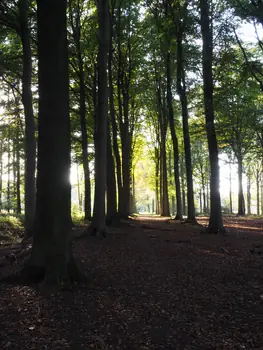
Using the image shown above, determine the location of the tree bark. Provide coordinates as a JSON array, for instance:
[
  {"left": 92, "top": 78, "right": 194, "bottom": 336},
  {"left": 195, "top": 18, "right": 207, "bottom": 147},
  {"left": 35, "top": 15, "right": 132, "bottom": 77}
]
[
  {"left": 200, "top": 0, "right": 225, "bottom": 233},
  {"left": 22, "top": 0, "right": 78, "bottom": 286},
  {"left": 19, "top": 0, "right": 36, "bottom": 237},
  {"left": 91, "top": 0, "right": 109, "bottom": 235},
  {"left": 106, "top": 120, "right": 117, "bottom": 223},
  {"left": 0, "top": 142, "right": 2, "bottom": 211},
  {"left": 166, "top": 53, "right": 182, "bottom": 220},
  {"left": 175, "top": 32, "right": 196, "bottom": 222},
  {"left": 247, "top": 166, "right": 251, "bottom": 215},
  {"left": 108, "top": 12, "right": 122, "bottom": 216},
  {"left": 237, "top": 156, "right": 245, "bottom": 215},
  {"left": 229, "top": 162, "right": 233, "bottom": 214}
]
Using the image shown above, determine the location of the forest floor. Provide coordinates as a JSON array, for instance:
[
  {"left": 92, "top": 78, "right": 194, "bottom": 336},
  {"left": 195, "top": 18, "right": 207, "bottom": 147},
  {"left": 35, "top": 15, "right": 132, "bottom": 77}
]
[{"left": 0, "top": 216, "right": 263, "bottom": 349}]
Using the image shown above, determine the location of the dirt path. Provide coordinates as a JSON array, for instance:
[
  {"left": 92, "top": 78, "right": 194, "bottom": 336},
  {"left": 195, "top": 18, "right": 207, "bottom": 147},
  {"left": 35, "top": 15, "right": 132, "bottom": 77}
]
[{"left": 0, "top": 217, "right": 263, "bottom": 349}]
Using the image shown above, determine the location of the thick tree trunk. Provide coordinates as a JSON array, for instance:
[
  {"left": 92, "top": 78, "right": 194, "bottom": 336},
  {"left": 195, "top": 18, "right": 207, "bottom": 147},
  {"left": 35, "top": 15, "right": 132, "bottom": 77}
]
[
  {"left": 22, "top": 0, "right": 78, "bottom": 286},
  {"left": 19, "top": 0, "right": 36, "bottom": 237},
  {"left": 237, "top": 156, "right": 245, "bottom": 215},
  {"left": 175, "top": 38, "right": 196, "bottom": 222},
  {"left": 200, "top": 0, "right": 225, "bottom": 233},
  {"left": 166, "top": 56, "right": 182, "bottom": 220},
  {"left": 91, "top": 0, "right": 109, "bottom": 235},
  {"left": 256, "top": 169, "right": 260, "bottom": 215}
]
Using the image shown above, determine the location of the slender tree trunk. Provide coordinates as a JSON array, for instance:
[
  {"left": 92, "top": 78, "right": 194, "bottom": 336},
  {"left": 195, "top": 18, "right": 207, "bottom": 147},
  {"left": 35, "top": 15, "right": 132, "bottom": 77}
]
[
  {"left": 78, "top": 45, "right": 91, "bottom": 221},
  {"left": 106, "top": 120, "right": 117, "bottom": 223},
  {"left": 76, "top": 165, "right": 82, "bottom": 209},
  {"left": 91, "top": 0, "right": 109, "bottom": 235},
  {"left": 22, "top": 0, "right": 79, "bottom": 285},
  {"left": 7, "top": 134, "right": 10, "bottom": 213},
  {"left": 201, "top": 173, "right": 207, "bottom": 213},
  {"left": 247, "top": 167, "right": 251, "bottom": 215},
  {"left": 166, "top": 54, "right": 182, "bottom": 219},
  {"left": 228, "top": 162, "right": 232, "bottom": 214},
  {"left": 155, "top": 148, "right": 160, "bottom": 214},
  {"left": 19, "top": 0, "right": 36, "bottom": 237},
  {"left": 108, "top": 16, "right": 122, "bottom": 216},
  {"left": 199, "top": 190, "right": 202, "bottom": 213},
  {"left": 176, "top": 37, "right": 196, "bottom": 222},
  {"left": 256, "top": 169, "right": 260, "bottom": 215},
  {"left": 261, "top": 173, "right": 263, "bottom": 216},
  {"left": 200, "top": 0, "right": 225, "bottom": 233},
  {"left": 0, "top": 142, "right": 2, "bottom": 211},
  {"left": 160, "top": 126, "right": 170, "bottom": 217},
  {"left": 237, "top": 156, "right": 245, "bottom": 215}
]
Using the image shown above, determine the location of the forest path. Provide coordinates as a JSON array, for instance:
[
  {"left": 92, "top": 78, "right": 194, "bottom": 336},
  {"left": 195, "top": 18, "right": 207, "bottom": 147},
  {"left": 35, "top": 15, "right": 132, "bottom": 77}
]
[{"left": 0, "top": 216, "right": 263, "bottom": 349}]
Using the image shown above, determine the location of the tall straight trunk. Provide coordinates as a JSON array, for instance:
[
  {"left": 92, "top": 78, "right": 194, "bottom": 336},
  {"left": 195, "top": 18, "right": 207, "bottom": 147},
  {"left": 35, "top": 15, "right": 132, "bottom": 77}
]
[
  {"left": 106, "top": 120, "right": 117, "bottom": 223},
  {"left": 256, "top": 169, "right": 260, "bottom": 215},
  {"left": 91, "top": 0, "right": 109, "bottom": 235},
  {"left": 160, "top": 126, "right": 170, "bottom": 216},
  {"left": 19, "top": 0, "right": 36, "bottom": 237},
  {"left": 247, "top": 168, "right": 251, "bottom": 215},
  {"left": 15, "top": 117, "right": 22, "bottom": 214},
  {"left": 76, "top": 165, "right": 82, "bottom": 209},
  {"left": 201, "top": 172, "right": 207, "bottom": 213},
  {"left": 229, "top": 162, "right": 233, "bottom": 214},
  {"left": 175, "top": 37, "right": 196, "bottom": 222},
  {"left": 23, "top": 0, "right": 78, "bottom": 285},
  {"left": 13, "top": 139, "right": 17, "bottom": 213},
  {"left": 155, "top": 148, "right": 160, "bottom": 214},
  {"left": 237, "top": 156, "right": 245, "bottom": 215},
  {"left": 166, "top": 55, "right": 182, "bottom": 219},
  {"left": 168, "top": 150, "right": 175, "bottom": 216},
  {"left": 108, "top": 15, "right": 122, "bottom": 215},
  {"left": 180, "top": 154, "right": 186, "bottom": 216},
  {"left": 0, "top": 142, "right": 2, "bottom": 211},
  {"left": 77, "top": 40, "right": 91, "bottom": 220},
  {"left": 261, "top": 173, "right": 263, "bottom": 216},
  {"left": 160, "top": 146, "right": 163, "bottom": 214},
  {"left": 199, "top": 190, "right": 202, "bottom": 213},
  {"left": 7, "top": 134, "right": 10, "bottom": 213},
  {"left": 200, "top": 0, "right": 225, "bottom": 233}
]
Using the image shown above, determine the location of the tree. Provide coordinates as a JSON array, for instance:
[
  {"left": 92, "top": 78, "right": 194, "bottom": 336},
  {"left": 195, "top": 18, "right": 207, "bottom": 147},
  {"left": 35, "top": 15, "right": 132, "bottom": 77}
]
[
  {"left": 91, "top": 0, "right": 109, "bottom": 235},
  {"left": 23, "top": 0, "right": 79, "bottom": 285},
  {"left": 200, "top": 0, "right": 225, "bottom": 233}
]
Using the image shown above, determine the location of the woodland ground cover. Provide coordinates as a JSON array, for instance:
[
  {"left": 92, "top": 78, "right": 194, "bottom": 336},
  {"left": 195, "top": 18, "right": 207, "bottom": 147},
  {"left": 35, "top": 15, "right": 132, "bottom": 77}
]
[{"left": 0, "top": 216, "right": 263, "bottom": 349}]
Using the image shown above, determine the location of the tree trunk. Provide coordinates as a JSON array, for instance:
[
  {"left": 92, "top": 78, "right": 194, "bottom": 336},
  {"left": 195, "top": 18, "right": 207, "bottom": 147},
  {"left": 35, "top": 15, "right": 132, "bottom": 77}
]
[
  {"left": 229, "top": 162, "right": 233, "bottom": 214},
  {"left": 16, "top": 120, "right": 22, "bottom": 214},
  {"left": 106, "top": 120, "right": 117, "bottom": 224},
  {"left": 201, "top": 172, "right": 207, "bottom": 213},
  {"left": 160, "top": 126, "right": 170, "bottom": 217},
  {"left": 78, "top": 40, "right": 91, "bottom": 221},
  {"left": 7, "top": 133, "right": 10, "bottom": 213},
  {"left": 237, "top": 156, "right": 245, "bottom": 215},
  {"left": 22, "top": 0, "right": 78, "bottom": 286},
  {"left": 19, "top": 0, "right": 36, "bottom": 237},
  {"left": 166, "top": 54, "right": 182, "bottom": 220},
  {"left": 0, "top": 142, "right": 2, "bottom": 211},
  {"left": 175, "top": 36, "right": 196, "bottom": 222},
  {"left": 200, "top": 0, "right": 225, "bottom": 233},
  {"left": 91, "top": 0, "right": 109, "bottom": 235},
  {"left": 108, "top": 15, "right": 122, "bottom": 216},
  {"left": 247, "top": 167, "right": 251, "bottom": 215},
  {"left": 256, "top": 169, "right": 260, "bottom": 215},
  {"left": 155, "top": 148, "right": 160, "bottom": 214},
  {"left": 199, "top": 190, "right": 202, "bottom": 213}
]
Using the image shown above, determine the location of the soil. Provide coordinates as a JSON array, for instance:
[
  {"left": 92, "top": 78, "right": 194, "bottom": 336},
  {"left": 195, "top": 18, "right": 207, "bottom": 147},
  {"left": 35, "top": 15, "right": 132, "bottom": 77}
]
[{"left": 0, "top": 216, "right": 263, "bottom": 349}]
